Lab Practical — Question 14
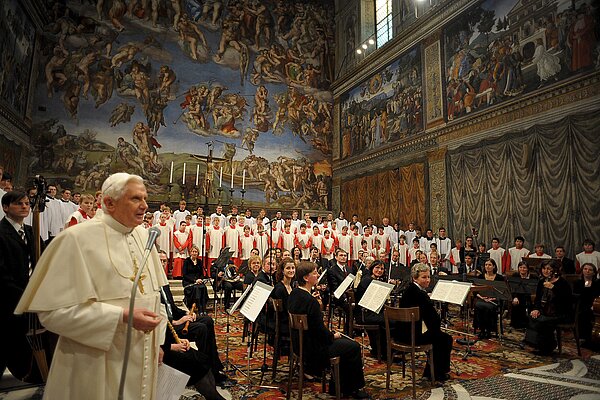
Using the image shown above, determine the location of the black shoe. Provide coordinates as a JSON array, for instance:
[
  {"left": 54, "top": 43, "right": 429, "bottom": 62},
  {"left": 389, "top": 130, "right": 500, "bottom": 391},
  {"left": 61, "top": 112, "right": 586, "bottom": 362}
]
[{"left": 350, "top": 389, "right": 371, "bottom": 399}]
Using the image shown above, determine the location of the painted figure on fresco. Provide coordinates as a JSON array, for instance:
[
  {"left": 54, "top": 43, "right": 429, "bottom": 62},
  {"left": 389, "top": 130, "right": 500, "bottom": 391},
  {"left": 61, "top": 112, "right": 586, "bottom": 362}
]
[
  {"left": 340, "top": 47, "right": 423, "bottom": 159},
  {"left": 443, "top": 0, "right": 598, "bottom": 122},
  {"left": 29, "top": 0, "right": 334, "bottom": 208}
]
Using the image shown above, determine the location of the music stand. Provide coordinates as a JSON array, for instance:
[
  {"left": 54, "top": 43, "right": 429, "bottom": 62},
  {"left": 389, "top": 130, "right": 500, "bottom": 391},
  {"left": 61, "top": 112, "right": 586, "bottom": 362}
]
[
  {"left": 211, "top": 247, "right": 235, "bottom": 318},
  {"left": 470, "top": 278, "right": 512, "bottom": 341},
  {"left": 523, "top": 257, "right": 558, "bottom": 274}
]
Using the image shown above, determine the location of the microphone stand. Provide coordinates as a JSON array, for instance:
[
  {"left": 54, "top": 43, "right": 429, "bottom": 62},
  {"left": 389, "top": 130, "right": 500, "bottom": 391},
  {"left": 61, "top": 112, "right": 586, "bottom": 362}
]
[{"left": 118, "top": 229, "right": 160, "bottom": 400}]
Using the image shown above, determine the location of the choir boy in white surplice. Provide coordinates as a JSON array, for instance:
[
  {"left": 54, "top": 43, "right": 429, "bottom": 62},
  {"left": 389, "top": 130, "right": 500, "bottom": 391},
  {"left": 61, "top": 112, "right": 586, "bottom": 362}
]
[
  {"left": 281, "top": 224, "right": 296, "bottom": 252},
  {"left": 206, "top": 217, "right": 225, "bottom": 271},
  {"left": 295, "top": 223, "right": 312, "bottom": 259},
  {"left": 506, "top": 236, "right": 530, "bottom": 274},
  {"left": 349, "top": 225, "right": 362, "bottom": 262},
  {"left": 225, "top": 216, "right": 242, "bottom": 267},
  {"left": 15, "top": 173, "right": 168, "bottom": 400},
  {"left": 321, "top": 229, "right": 336, "bottom": 260}
]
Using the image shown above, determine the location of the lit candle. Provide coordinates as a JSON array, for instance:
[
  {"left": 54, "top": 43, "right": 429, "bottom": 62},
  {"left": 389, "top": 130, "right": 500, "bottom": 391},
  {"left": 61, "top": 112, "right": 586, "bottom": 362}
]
[
  {"left": 242, "top": 169, "right": 246, "bottom": 190},
  {"left": 169, "top": 161, "right": 173, "bottom": 184},
  {"left": 231, "top": 165, "right": 235, "bottom": 188},
  {"left": 182, "top": 163, "right": 186, "bottom": 185},
  {"left": 195, "top": 164, "right": 199, "bottom": 186},
  {"left": 219, "top": 167, "right": 223, "bottom": 187}
]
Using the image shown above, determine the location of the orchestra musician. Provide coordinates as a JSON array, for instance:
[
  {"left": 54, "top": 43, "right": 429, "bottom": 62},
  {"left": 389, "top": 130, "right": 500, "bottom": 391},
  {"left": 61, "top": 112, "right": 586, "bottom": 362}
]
[
  {"left": 399, "top": 263, "right": 452, "bottom": 381},
  {"left": 509, "top": 261, "right": 537, "bottom": 329},
  {"left": 525, "top": 260, "right": 572, "bottom": 355},
  {"left": 181, "top": 246, "right": 209, "bottom": 314},
  {"left": 212, "top": 258, "right": 244, "bottom": 310},
  {"left": 159, "top": 281, "right": 235, "bottom": 390},
  {"left": 270, "top": 256, "right": 296, "bottom": 352},
  {"left": 243, "top": 253, "right": 262, "bottom": 289},
  {"left": 573, "top": 263, "right": 600, "bottom": 346},
  {"left": 355, "top": 260, "right": 389, "bottom": 357},
  {"left": 287, "top": 261, "right": 370, "bottom": 399},
  {"left": 473, "top": 259, "right": 504, "bottom": 339},
  {"left": 161, "top": 323, "right": 226, "bottom": 400}
]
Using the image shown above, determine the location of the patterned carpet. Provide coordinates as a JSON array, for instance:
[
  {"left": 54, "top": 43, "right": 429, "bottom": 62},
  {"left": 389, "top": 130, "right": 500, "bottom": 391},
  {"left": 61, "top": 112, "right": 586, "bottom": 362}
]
[
  {"left": 2, "top": 307, "right": 598, "bottom": 400},
  {"left": 211, "top": 309, "right": 599, "bottom": 400}
]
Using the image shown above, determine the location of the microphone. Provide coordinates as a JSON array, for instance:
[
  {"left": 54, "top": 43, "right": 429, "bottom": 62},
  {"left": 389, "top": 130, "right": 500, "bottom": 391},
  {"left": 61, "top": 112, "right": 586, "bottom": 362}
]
[{"left": 146, "top": 226, "right": 161, "bottom": 250}]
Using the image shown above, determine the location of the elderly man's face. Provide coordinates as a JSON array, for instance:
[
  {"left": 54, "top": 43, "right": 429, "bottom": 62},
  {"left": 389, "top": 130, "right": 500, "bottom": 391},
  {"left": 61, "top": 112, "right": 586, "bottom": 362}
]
[{"left": 107, "top": 182, "right": 148, "bottom": 228}]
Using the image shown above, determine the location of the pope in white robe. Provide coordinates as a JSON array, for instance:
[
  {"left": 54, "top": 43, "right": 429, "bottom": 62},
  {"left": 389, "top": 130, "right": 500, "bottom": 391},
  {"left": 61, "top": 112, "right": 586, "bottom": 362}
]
[{"left": 15, "top": 173, "right": 168, "bottom": 400}]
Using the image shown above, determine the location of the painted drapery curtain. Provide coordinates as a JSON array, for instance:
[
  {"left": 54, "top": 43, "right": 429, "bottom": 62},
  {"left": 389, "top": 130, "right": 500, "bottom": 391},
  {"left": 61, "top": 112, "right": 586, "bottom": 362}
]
[
  {"left": 341, "top": 162, "right": 426, "bottom": 229},
  {"left": 448, "top": 112, "right": 600, "bottom": 256}
]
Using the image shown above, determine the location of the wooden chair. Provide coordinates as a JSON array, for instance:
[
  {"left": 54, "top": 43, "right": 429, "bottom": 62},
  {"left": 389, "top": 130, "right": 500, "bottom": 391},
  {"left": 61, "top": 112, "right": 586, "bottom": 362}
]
[
  {"left": 287, "top": 313, "right": 340, "bottom": 400},
  {"left": 384, "top": 306, "right": 434, "bottom": 399},
  {"left": 556, "top": 294, "right": 582, "bottom": 356},
  {"left": 271, "top": 298, "right": 288, "bottom": 381},
  {"left": 346, "top": 290, "right": 382, "bottom": 362}
]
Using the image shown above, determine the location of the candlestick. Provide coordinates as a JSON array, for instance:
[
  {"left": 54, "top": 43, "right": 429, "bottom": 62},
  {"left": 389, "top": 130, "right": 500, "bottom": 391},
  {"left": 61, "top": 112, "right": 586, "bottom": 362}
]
[
  {"left": 169, "top": 161, "right": 173, "bottom": 184},
  {"left": 217, "top": 187, "right": 223, "bottom": 205},
  {"left": 166, "top": 183, "right": 173, "bottom": 206},
  {"left": 231, "top": 165, "right": 235, "bottom": 188},
  {"left": 229, "top": 188, "right": 234, "bottom": 206},
  {"left": 195, "top": 164, "right": 199, "bottom": 186},
  {"left": 182, "top": 162, "right": 186, "bottom": 185},
  {"left": 242, "top": 169, "right": 246, "bottom": 190},
  {"left": 240, "top": 188, "right": 246, "bottom": 207},
  {"left": 219, "top": 167, "right": 223, "bottom": 187}
]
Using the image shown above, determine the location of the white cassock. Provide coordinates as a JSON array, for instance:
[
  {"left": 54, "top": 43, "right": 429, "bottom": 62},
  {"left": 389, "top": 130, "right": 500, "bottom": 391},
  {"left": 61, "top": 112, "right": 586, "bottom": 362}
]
[{"left": 15, "top": 213, "right": 168, "bottom": 400}]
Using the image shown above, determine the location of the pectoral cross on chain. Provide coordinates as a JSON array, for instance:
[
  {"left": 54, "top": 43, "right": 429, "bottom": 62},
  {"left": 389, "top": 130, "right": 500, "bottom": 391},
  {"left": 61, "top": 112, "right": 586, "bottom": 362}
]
[{"left": 130, "top": 258, "right": 146, "bottom": 294}]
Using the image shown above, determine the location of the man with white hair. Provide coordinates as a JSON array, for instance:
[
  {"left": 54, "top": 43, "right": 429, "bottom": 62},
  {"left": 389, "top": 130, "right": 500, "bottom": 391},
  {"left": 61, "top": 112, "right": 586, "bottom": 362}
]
[{"left": 16, "top": 173, "right": 168, "bottom": 399}]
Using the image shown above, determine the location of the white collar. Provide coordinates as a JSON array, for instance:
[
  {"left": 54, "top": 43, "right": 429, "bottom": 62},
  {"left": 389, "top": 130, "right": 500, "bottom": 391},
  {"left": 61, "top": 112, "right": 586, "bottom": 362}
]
[{"left": 6, "top": 216, "right": 24, "bottom": 233}]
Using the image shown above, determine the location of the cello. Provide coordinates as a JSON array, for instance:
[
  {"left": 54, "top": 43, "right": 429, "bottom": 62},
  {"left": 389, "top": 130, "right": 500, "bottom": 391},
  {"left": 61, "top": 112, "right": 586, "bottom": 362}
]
[
  {"left": 592, "top": 297, "right": 600, "bottom": 346},
  {"left": 6, "top": 175, "right": 56, "bottom": 383}
]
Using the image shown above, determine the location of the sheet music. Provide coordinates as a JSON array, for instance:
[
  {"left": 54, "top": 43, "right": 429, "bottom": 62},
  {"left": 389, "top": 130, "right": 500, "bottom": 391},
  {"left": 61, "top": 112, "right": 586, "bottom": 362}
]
[
  {"left": 240, "top": 281, "right": 273, "bottom": 322},
  {"left": 358, "top": 280, "right": 394, "bottom": 314},
  {"left": 430, "top": 280, "right": 472, "bottom": 305},
  {"left": 228, "top": 284, "right": 253, "bottom": 314},
  {"left": 317, "top": 268, "right": 327, "bottom": 284},
  {"left": 333, "top": 274, "right": 355, "bottom": 299},
  {"left": 157, "top": 363, "right": 190, "bottom": 400}
]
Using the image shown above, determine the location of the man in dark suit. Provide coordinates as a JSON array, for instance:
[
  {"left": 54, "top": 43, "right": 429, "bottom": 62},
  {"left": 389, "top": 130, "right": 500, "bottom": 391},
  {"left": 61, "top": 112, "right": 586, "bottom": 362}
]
[
  {"left": 398, "top": 263, "right": 453, "bottom": 381},
  {"left": 0, "top": 191, "right": 39, "bottom": 376},
  {"left": 327, "top": 249, "right": 351, "bottom": 332},
  {"left": 555, "top": 246, "right": 576, "bottom": 274}
]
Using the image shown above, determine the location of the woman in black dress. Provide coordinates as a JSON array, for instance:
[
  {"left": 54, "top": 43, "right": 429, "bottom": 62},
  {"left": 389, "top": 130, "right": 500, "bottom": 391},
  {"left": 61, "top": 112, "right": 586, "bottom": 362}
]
[
  {"left": 243, "top": 254, "right": 262, "bottom": 289},
  {"left": 287, "top": 262, "right": 369, "bottom": 399},
  {"left": 573, "top": 263, "right": 600, "bottom": 345},
  {"left": 510, "top": 261, "right": 538, "bottom": 329},
  {"left": 182, "top": 245, "right": 209, "bottom": 314},
  {"left": 355, "top": 260, "right": 388, "bottom": 357},
  {"left": 271, "top": 257, "right": 295, "bottom": 355},
  {"left": 473, "top": 259, "right": 504, "bottom": 339},
  {"left": 525, "top": 260, "right": 572, "bottom": 355}
]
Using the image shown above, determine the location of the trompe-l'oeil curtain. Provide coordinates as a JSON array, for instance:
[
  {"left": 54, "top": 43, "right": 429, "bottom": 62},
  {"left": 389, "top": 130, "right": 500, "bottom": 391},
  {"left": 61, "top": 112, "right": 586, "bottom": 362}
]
[{"left": 448, "top": 111, "right": 600, "bottom": 256}]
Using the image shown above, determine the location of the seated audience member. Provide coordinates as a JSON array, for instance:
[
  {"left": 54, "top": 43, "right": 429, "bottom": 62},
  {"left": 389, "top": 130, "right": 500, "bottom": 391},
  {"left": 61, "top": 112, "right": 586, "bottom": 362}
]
[
  {"left": 525, "top": 260, "right": 572, "bottom": 355},
  {"left": 399, "top": 263, "right": 453, "bottom": 381}
]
